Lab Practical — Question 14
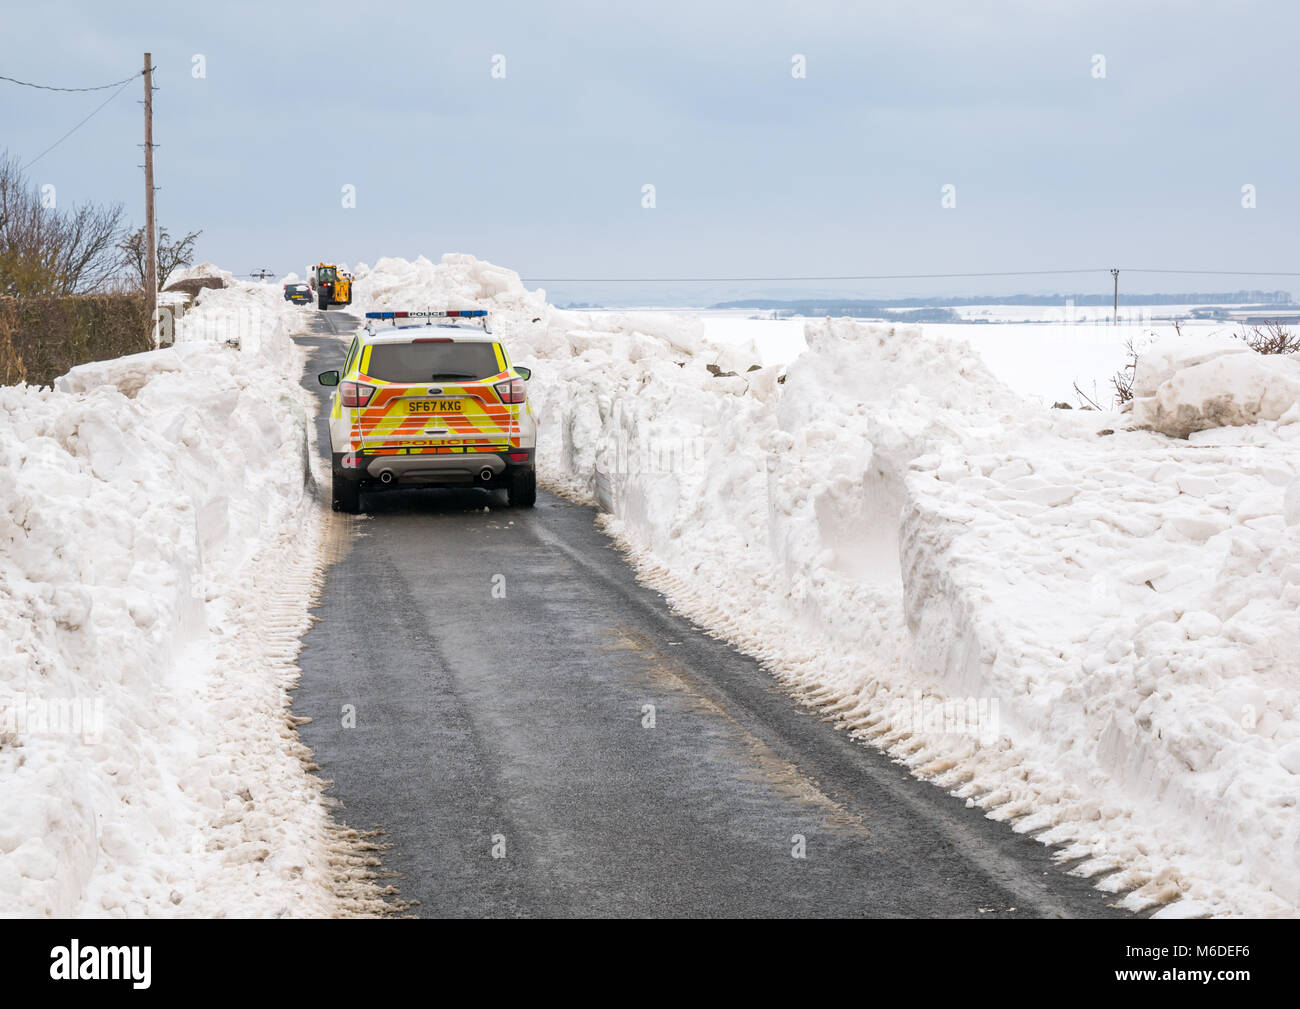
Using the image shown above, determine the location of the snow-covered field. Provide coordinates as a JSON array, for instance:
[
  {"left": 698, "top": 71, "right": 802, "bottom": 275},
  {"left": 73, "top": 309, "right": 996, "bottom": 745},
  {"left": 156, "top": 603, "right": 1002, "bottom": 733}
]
[
  {"left": 923, "top": 321, "right": 1191, "bottom": 408},
  {"left": 954, "top": 303, "right": 1218, "bottom": 324},
  {"left": 685, "top": 310, "right": 1232, "bottom": 409},
  {"left": 0, "top": 278, "right": 377, "bottom": 916},
  {"left": 350, "top": 254, "right": 1300, "bottom": 917}
]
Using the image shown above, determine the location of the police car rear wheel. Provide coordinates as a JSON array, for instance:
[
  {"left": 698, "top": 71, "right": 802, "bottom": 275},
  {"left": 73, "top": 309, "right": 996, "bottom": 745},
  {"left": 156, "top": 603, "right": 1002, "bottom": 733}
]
[
  {"left": 507, "top": 467, "right": 536, "bottom": 508},
  {"left": 332, "top": 471, "right": 360, "bottom": 513}
]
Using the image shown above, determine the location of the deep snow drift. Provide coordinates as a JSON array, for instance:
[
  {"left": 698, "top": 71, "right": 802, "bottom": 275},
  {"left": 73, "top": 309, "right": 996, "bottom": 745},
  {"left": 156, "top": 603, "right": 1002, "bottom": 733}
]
[
  {"left": 348, "top": 254, "right": 1300, "bottom": 916},
  {"left": 0, "top": 281, "right": 374, "bottom": 916}
]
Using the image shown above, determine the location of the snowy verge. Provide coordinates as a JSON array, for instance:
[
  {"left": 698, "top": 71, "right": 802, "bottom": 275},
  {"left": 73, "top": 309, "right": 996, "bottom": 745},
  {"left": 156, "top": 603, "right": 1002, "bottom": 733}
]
[
  {"left": 345, "top": 254, "right": 1300, "bottom": 916},
  {"left": 0, "top": 281, "right": 380, "bottom": 916}
]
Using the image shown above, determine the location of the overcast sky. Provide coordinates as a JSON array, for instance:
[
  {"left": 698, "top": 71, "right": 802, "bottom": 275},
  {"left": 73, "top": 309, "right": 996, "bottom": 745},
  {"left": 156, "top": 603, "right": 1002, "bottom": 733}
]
[{"left": 3, "top": 0, "right": 1297, "bottom": 304}]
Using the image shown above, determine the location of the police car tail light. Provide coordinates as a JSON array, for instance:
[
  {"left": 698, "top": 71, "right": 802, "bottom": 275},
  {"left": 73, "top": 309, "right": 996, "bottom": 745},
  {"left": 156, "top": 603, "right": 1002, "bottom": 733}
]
[
  {"left": 342, "top": 452, "right": 364, "bottom": 470},
  {"left": 493, "top": 378, "right": 527, "bottom": 404},
  {"left": 341, "top": 381, "right": 375, "bottom": 407}
]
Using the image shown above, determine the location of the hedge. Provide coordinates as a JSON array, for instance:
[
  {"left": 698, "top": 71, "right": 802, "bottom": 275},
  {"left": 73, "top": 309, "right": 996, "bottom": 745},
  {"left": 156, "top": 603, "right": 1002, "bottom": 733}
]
[
  {"left": 0, "top": 294, "right": 152, "bottom": 388},
  {"left": 0, "top": 300, "right": 23, "bottom": 385}
]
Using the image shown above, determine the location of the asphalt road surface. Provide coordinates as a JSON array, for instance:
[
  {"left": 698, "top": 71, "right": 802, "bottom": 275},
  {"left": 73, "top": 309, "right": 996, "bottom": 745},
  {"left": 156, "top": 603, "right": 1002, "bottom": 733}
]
[{"left": 293, "top": 310, "right": 1125, "bottom": 918}]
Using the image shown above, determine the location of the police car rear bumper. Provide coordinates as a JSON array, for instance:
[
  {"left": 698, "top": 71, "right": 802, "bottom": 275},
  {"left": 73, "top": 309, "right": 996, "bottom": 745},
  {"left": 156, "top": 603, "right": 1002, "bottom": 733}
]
[{"left": 333, "top": 449, "right": 532, "bottom": 487}]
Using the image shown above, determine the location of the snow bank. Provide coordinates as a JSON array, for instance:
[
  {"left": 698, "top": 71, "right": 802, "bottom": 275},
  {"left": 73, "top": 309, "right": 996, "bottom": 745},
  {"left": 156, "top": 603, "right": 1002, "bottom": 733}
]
[
  {"left": 166, "top": 261, "right": 236, "bottom": 288},
  {"left": 0, "top": 281, "right": 364, "bottom": 916},
  {"left": 54, "top": 348, "right": 185, "bottom": 398},
  {"left": 583, "top": 318, "right": 1300, "bottom": 916},
  {"left": 1134, "top": 331, "right": 1300, "bottom": 438},
  {"left": 900, "top": 425, "right": 1300, "bottom": 914},
  {"left": 351, "top": 254, "right": 546, "bottom": 319},
  {"left": 350, "top": 255, "right": 1300, "bottom": 916}
]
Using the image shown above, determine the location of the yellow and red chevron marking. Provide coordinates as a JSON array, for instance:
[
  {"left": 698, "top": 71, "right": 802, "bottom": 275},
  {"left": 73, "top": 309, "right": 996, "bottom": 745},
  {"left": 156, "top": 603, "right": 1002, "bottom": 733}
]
[
  {"left": 356, "top": 445, "right": 511, "bottom": 456},
  {"left": 347, "top": 376, "right": 519, "bottom": 451}
]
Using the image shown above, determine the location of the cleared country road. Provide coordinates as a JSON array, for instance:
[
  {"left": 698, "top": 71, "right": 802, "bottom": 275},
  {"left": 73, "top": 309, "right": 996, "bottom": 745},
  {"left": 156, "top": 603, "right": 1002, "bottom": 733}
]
[{"left": 293, "top": 312, "right": 1125, "bottom": 918}]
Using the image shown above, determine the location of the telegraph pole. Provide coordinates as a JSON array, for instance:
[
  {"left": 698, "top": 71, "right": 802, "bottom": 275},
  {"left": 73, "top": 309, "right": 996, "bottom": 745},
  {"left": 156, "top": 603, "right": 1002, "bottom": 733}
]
[
  {"left": 143, "top": 53, "right": 157, "bottom": 315},
  {"left": 1111, "top": 268, "right": 1119, "bottom": 325}
]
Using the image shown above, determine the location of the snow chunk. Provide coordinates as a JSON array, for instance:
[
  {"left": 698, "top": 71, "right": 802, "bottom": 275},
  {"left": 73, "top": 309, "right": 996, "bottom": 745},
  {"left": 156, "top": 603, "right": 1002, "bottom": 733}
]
[
  {"left": 1169, "top": 513, "right": 1230, "bottom": 541},
  {"left": 55, "top": 348, "right": 185, "bottom": 398},
  {"left": 1133, "top": 330, "right": 1251, "bottom": 398},
  {"left": 1136, "top": 351, "right": 1300, "bottom": 439},
  {"left": 1280, "top": 743, "right": 1300, "bottom": 776},
  {"left": 1285, "top": 479, "right": 1300, "bottom": 526}
]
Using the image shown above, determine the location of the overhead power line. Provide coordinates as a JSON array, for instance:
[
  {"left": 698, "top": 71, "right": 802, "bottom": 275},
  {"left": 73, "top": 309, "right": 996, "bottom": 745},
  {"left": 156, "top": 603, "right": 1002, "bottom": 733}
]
[
  {"left": 0, "top": 69, "right": 144, "bottom": 92},
  {"left": 19, "top": 77, "right": 136, "bottom": 171},
  {"left": 1120, "top": 269, "right": 1300, "bottom": 277},
  {"left": 523, "top": 267, "right": 1300, "bottom": 283},
  {"left": 524, "top": 269, "right": 1106, "bottom": 283}
]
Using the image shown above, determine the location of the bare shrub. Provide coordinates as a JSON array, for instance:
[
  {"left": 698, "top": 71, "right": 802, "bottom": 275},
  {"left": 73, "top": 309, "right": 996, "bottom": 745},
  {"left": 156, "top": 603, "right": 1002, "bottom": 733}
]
[
  {"left": 119, "top": 225, "right": 203, "bottom": 292},
  {"left": 1111, "top": 338, "right": 1138, "bottom": 404},
  {"left": 1238, "top": 321, "right": 1300, "bottom": 356},
  {"left": 1112, "top": 321, "right": 1175, "bottom": 406},
  {"left": 1072, "top": 380, "right": 1102, "bottom": 411},
  {"left": 0, "top": 153, "right": 126, "bottom": 296}
]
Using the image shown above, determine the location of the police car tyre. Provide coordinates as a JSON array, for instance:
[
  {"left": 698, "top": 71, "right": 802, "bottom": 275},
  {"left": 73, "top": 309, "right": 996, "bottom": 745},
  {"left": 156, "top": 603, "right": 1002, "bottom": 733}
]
[
  {"left": 507, "top": 467, "right": 536, "bottom": 508},
  {"left": 332, "top": 470, "right": 360, "bottom": 513}
]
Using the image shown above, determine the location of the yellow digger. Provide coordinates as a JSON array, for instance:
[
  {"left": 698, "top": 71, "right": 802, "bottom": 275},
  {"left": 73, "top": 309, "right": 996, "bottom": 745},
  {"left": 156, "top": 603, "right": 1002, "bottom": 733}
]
[{"left": 309, "top": 263, "right": 352, "bottom": 311}]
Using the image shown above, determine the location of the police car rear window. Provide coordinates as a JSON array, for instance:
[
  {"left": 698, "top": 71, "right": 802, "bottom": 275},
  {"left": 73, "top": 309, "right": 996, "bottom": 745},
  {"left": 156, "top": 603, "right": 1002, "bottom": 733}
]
[{"left": 365, "top": 342, "right": 501, "bottom": 382}]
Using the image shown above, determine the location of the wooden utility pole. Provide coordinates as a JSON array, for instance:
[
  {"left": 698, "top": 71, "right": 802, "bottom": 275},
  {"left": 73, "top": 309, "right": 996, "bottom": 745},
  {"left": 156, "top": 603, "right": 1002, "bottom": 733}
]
[
  {"left": 1111, "top": 268, "right": 1119, "bottom": 325},
  {"left": 143, "top": 53, "right": 157, "bottom": 315}
]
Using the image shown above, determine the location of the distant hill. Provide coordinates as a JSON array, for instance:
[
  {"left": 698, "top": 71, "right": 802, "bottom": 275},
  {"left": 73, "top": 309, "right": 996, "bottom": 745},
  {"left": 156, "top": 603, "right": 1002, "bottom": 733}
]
[
  {"left": 711, "top": 291, "right": 1293, "bottom": 314},
  {"left": 713, "top": 302, "right": 960, "bottom": 322}
]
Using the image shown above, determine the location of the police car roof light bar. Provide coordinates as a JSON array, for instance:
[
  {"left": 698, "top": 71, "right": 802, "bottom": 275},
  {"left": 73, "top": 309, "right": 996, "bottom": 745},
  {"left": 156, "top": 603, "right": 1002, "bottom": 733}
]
[{"left": 363, "top": 310, "right": 489, "bottom": 319}]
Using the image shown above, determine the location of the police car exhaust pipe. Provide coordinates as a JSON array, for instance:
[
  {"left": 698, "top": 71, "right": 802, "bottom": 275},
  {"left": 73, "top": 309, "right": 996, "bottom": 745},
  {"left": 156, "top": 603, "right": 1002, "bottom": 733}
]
[
  {"left": 379, "top": 470, "right": 394, "bottom": 484},
  {"left": 479, "top": 468, "right": 494, "bottom": 482}
]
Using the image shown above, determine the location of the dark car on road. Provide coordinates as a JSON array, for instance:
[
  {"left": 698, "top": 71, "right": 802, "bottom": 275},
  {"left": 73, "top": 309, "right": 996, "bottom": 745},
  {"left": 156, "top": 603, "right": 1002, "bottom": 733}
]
[{"left": 284, "top": 282, "right": 313, "bottom": 305}]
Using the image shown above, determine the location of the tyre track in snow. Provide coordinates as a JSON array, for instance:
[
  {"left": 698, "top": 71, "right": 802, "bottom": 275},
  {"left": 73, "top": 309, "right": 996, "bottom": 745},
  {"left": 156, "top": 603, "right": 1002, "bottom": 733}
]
[{"left": 290, "top": 311, "right": 1127, "bottom": 918}]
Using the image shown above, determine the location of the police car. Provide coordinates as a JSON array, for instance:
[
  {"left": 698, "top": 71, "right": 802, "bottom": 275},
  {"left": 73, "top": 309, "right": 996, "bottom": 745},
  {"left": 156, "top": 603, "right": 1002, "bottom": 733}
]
[{"left": 317, "top": 310, "right": 537, "bottom": 513}]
